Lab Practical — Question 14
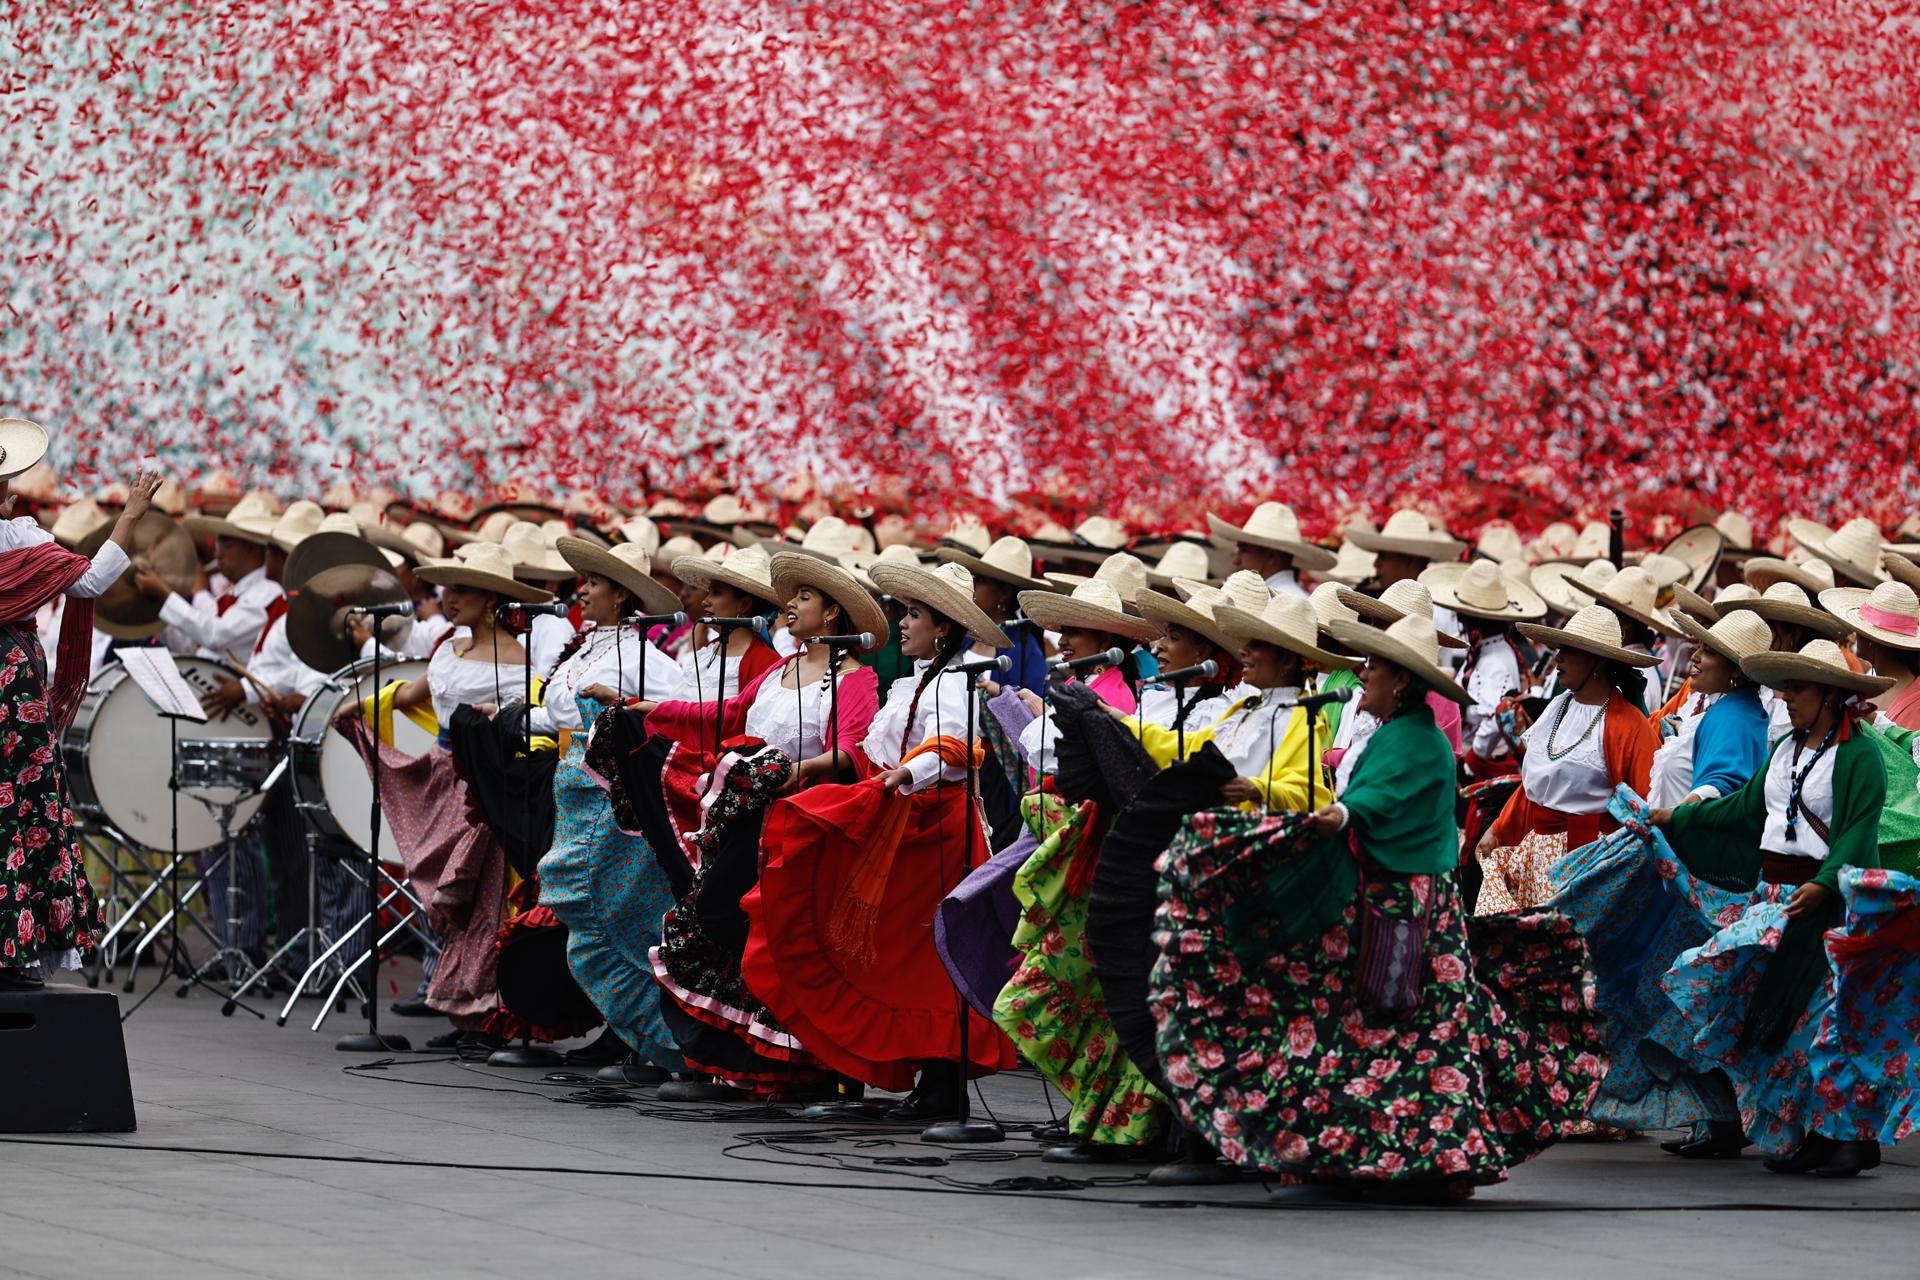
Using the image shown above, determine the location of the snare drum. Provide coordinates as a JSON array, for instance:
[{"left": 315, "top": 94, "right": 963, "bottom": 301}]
[
  {"left": 62, "top": 657, "right": 276, "bottom": 852},
  {"left": 288, "top": 657, "right": 431, "bottom": 858}
]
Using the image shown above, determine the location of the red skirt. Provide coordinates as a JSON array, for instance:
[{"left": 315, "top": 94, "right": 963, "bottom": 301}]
[{"left": 742, "top": 778, "right": 1017, "bottom": 1092}]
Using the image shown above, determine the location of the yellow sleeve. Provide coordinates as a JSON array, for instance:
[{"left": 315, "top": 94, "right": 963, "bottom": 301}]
[
  {"left": 1245, "top": 708, "right": 1330, "bottom": 812},
  {"left": 1121, "top": 715, "right": 1220, "bottom": 768}
]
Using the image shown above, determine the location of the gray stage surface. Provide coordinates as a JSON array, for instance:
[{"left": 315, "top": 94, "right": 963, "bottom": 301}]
[{"left": 4, "top": 972, "right": 1916, "bottom": 1279}]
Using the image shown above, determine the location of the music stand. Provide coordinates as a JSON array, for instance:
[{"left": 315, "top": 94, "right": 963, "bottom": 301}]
[
  {"left": 336, "top": 608, "right": 409, "bottom": 1053},
  {"left": 112, "top": 649, "right": 263, "bottom": 1022}
]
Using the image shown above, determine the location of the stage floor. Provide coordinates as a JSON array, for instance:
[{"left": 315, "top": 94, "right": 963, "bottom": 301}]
[{"left": 4, "top": 966, "right": 1917, "bottom": 1279}]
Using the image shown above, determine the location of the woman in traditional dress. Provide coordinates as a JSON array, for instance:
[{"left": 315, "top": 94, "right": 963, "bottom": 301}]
[
  {"left": 935, "top": 535, "right": 1051, "bottom": 696},
  {"left": 1004, "top": 577, "right": 1152, "bottom": 772},
  {"left": 344, "top": 542, "right": 546, "bottom": 1049},
  {"left": 1820, "top": 577, "right": 1920, "bottom": 730},
  {"left": 1642, "top": 640, "right": 1892, "bottom": 1175},
  {"left": 1150, "top": 614, "right": 1602, "bottom": 1201},
  {"left": 1722, "top": 581, "right": 1849, "bottom": 741},
  {"left": 1413, "top": 561, "right": 1542, "bottom": 777},
  {"left": 1472, "top": 605, "right": 1659, "bottom": 914},
  {"left": 667, "top": 543, "right": 784, "bottom": 719},
  {"left": 635, "top": 552, "right": 886, "bottom": 1087},
  {"left": 742, "top": 560, "right": 1017, "bottom": 1118},
  {"left": 1326, "top": 578, "right": 1471, "bottom": 795},
  {"left": 1546, "top": 609, "right": 1773, "bottom": 1142},
  {"left": 534, "top": 540, "right": 689, "bottom": 1080},
  {"left": 0, "top": 427, "right": 158, "bottom": 989}
]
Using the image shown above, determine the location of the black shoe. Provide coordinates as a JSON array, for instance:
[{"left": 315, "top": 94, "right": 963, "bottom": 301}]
[
  {"left": 390, "top": 994, "right": 436, "bottom": 1018},
  {"left": 1813, "top": 1140, "right": 1881, "bottom": 1178},
  {"left": 563, "top": 1029, "right": 630, "bottom": 1067},
  {"left": 1763, "top": 1134, "right": 1839, "bottom": 1174},
  {"left": 424, "top": 1028, "right": 466, "bottom": 1050},
  {"left": 0, "top": 970, "right": 45, "bottom": 992},
  {"left": 1669, "top": 1123, "right": 1750, "bottom": 1160},
  {"left": 597, "top": 1058, "right": 672, "bottom": 1087},
  {"left": 1659, "top": 1126, "right": 1705, "bottom": 1155}
]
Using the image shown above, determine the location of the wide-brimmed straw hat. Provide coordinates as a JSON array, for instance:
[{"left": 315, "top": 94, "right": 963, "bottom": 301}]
[
  {"left": 1744, "top": 553, "right": 1834, "bottom": 595},
  {"left": 1325, "top": 615, "right": 1471, "bottom": 705},
  {"left": 1335, "top": 580, "right": 1469, "bottom": 649},
  {"left": 1744, "top": 639, "right": 1894, "bottom": 698},
  {"left": 1020, "top": 578, "right": 1159, "bottom": 644},
  {"left": 1670, "top": 583, "right": 1721, "bottom": 624},
  {"left": 557, "top": 536, "right": 681, "bottom": 615},
  {"left": 496, "top": 520, "right": 573, "bottom": 581},
  {"left": 1632, "top": 551, "right": 1694, "bottom": 592},
  {"left": 1886, "top": 552, "right": 1920, "bottom": 594},
  {"left": 1321, "top": 539, "right": 1377, "bottom": 587},
  {"left": 671, "top": 541, "right": 784, "bottom": 606},
  {"left": 1820, "top": 580, "right": 1920, "bottom": 653},
  {"left": 761, "top": 514, "right": 862, "bottom": 564},
  {"left": 1473, "top": 521, "right": 1528, "bottom": 565},
  {"left": 1043, "top": 551, "right": 1149, "bottom": 606},
  {"left": 1674, "top": 610, "right": 1773, "bottom": 671},
  {"left": 267, "top": 500, "right": 328, "bottom": 552},
  {"left": 935, "top": 514, "right": 993, "bottom": 557},
  {"left": 1145, "top": 540, "right": 1216, "bottom": 589},
  {"left": 1136, "top": 570, "right": 1269, "bottom": 654},
  {"left": 1205, "top": 502, "right": 1337, "bottom": 573},
  {"left": 868, "top": 560, "right": 1011, "bottom": 649},
  {"left": 50, "top": 497, "right": 111, "bottom": 548},
  {"left": 1518, "top": 605, "right": 1659, "bottom": 668},
  {"left": 1216, "top": 594, "right": 1357, "bottom": 671},
  {"left": 0, "top": 419, "right": 50, "bottom": 482},
  {"left": 1348, "top": 510, "right": 1467, "bottom": 562},
  {"left": 652, "top": 535, "right": 705, "bottom": 578},
  {"left": 1655, "top": 525, "right": 1724, "bottom": 592},
  {"left": 1791, "top": 516, "right": 1888, "bottom": 587},
  {"left": 1715, "top": 511, "right": 1756, "bottom": 554},
  {"left": 768, "top": 551, "right": 889, "bottom": 651},
  {"left": 416, "top": 542, "right": 553, "bottom": 604},
  {"left": 936, "top": 534, "right": 1051, "bottom": 591},
  {"left": 614, "top": 517, "right": 662, "bottom": 556},
  {"left": 1420, "top": 560, "right": 1548, "bottom": 623},
  {"left": 1526, "top": 521, "right": 1580, "bottom": 563},
  {"left": 1570, "top": 565, "right": 1683, "bottom": 638},
  {"left": 1530, "top": 559, "right": 1617, "bottom": 617},
  {"left": 1309, "top": 581, "right": 1361, "bottom": 632},
  {"left": 183, "top": 491, "right": 280, "bottom": 545},
  {"left": 1722, "top": 581, "right": 1848, "bottom": 641},
  {"left": 842, "top": 543, "right": 922, "bottom": 595}
]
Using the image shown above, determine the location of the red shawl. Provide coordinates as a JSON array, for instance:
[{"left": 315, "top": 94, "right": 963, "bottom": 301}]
[{"left": 0, "top": 542, "right": 96, "bottom": 732}]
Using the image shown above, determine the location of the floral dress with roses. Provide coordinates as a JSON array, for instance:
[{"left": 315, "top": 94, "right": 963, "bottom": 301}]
[
  {"left": 993, "top": 795, "right": 1169, "bottom": 1147},
  {"left": 1806, "top": 867, "right": 1920, "bottom": 1146},
  {"left": 0, "top": 626, "right": 102, "bottom": 973},
  {"left": 1150, "top": 704, "right": 1603, "bottom": 1188}
]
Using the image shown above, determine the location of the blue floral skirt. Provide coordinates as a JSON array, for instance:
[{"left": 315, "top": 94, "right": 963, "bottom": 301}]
[{"left": 1805, "top": 867, "right": 1920, "bottom": 1145}]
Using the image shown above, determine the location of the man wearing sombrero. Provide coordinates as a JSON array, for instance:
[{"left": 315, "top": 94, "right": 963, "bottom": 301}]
[
  {"left": 1206, "top": 501, "right": 1336, "bottom": 601},
  {"left": 136, "top": 490, "right": 287, "bottom": 667}
]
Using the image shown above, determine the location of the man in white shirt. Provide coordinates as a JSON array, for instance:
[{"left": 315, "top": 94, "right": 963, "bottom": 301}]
[{"left": 1206, "top": 502, "right": 1337, "bottom": 601}]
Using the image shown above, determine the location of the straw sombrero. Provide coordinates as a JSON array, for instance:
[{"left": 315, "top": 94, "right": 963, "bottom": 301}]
[
  {"left": 1526, "top": 521, "right": 1580, "bottom": 564},
  {"left": 1569, "top": 565, "right": 1683, "bottom": 638},
  {"left": 1309, "top": 581, "right": 1361, "bottom": 631},
  {"left": 867, "top": 559, "right": 1011, "bottom": 649},
  {"left": 1744, "top": 552, "right": 1835, "bottom": 596},
  {"left": 50, "top": 497, "right": 111, "bottom": 549},
  {"left": 652, "top": 535, "right": 705, "bottom": 578},
  {"left": 670, "top": 542, "right": 784, "bottom": 606},
  {"left": 760, "top": 514, "right": 862, "bottom": 565},
  {"left": 1653, "top": 525, "right": 1724, "bottom": 593},
  {"left": 183, "top": 491, "right": 280, "bottom": 545},
  {"left": 1673, "top": 610, "right": 1772, "bottom": 671},
  {"left": 1205, "top": 502, "right": 1337, "bottom": 573},
  {"left": 768, "top": 551, "right": 889, "bottom": 651},
  {"left": 1721, "top": 581, "right": 1847, "bottom": 641},
  {"left": 1020, "top": 578, "right": 1159, "bottom": 644},
  {"left": 935, "top": 535, "right": 1051, "bottom": 591},
  {"left": 1886, "top": 552, "right": 1920, "bottom": 595},
  {"left": 1334, "top": 580, "right": 1469, "bottom": 648},
  {"left": 1743, "top": 639, "right": 1894, "bottom": 699},
  {"left": 1325, "top": 615, "right": 1470, "bottom": 705},
  {"left": 1042, "top": 552, "right": 1149, "bottom": 607},
  {"left": 1473, "top": 521, "right": 1527, "bottom": 565},
  {"left": 1136, "top": 570, "right": 1270, "bottom": 654},
  {"left": 1032, "top": 516, "right": 1132, "bottom": 572},
  {"left": 1715, "top": 511, "right": 1756, "bottom": 555},
  {"left": 1216, "top": 595, "right": 1357, "bottom": 671},
  {"left": 1144, "top": 540, "right": 1216, "bottom": 589},
  {"left": 557, "top": 536, "right": 681, "bottom": 615},
  {"left": 415, "top": 542, "right": 553, "bottom": 604},
  {"left": 1791, "top": 516, "right": 1888, "bottom": 587},
  {"left": 1819, "top": 580, "right": 1920, "bottom": 653},
  {"left": 1321, "top": 539, "right": 1377, "bottom": 587},
  {"left": 1347, "top": 510, "right": 1467, "bottom": 562},
  {"left": 0, "top": 419, "right": 50, "bottom": 482},
  {"left": 267, "top": 501, "right": 327, "bottom": 552},
  {"left": 497, "top": 520, "right": 574, "bottom": 581},
  {"left": 1517, "top": 605, "right": 1659, "bottom": 668},
  {"left": 1420, "top": 560, "right": 1548, "bottom": 623},
  {"left": 1528, "top": 560, "right": 1620, "bottom": 621},
  {"left": 842, "top": 542, "right": 922, "bottom": 595}
]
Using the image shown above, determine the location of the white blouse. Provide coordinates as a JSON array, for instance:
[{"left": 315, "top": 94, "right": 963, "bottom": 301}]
[
  {"left": 1464, "top": 637, "right": 1523, "bottom": 760},
  {"left": 1334, "top": 707, "right": 1380, "bottom": 796},
  {"left": 1519, "top": 692, "right": 1612, "bottom": 815},
  {"left": 1209, "top": 689, "right": 1305, "bottom": 781},
  {"left": 1649, "top": 691, "right": 1719, "bottom": 809},
  {"left": 1137, "top": 684, "right": 1234, "bottom": 735},
  {"left": 743, "top": 663, "right": 833, "bottom": 761},
  {"left": 1761, "top": 737, "right": 1836, "bottom": 861},
  {"left": 863, "top": 661, "right": 973, "bottom": 794},
  {"left": 0, "top": 516, "right": 131, "bottom": 603},
  {"left": 428, "top": 639, "right": 529, "bottom": 728},
  {"left": 529, "top": 625, "right": 686, "bottom": 735},
  {"left": 679, "top": 639, "right": 749, "bottom": 705}
]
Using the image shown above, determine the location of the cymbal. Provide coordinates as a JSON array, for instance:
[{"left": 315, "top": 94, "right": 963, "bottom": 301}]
[
  {"left": 81, "top": 512, "right": 199, "bottom": 641},
  {"left": 284, "top": 530, "right": 387, "bottom": 593},
  {"left": 288, "top": 563, "right": 415, "bottom": 673}
]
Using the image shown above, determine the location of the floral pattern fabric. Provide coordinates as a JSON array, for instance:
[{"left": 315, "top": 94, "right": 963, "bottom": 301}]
[
  {"left": 1805, "top": 867, "right": 1920, "bottom": 1145},
  {"left": 0, "top": 632, "right": 99, "bottom": 970},
  {"left": 993, "top": 796, "right": 1168, "bottom": 1147},
  {"left": 1151, "top": 809, "right": 1603, "bottom": 1187}
]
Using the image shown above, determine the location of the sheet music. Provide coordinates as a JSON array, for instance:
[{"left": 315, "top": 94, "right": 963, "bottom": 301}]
[{"left": 116, "top": 648, "right": 210, "bottom": 722}]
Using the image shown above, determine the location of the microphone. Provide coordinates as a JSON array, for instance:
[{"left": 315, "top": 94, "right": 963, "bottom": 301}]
[
  {"left": 805, "top": 632, "right": 877, "bottom": 649},
  {"left": 623, "top": 610, "right": 688, "bottom": 628},
  {"left": 1269, "top": 687, "right": 1355, "bottom": 710},
  {"left": 703, "top": 615, "right": 771, "bottom": 637},
  {"left": 954, "top": 654, "right": 1012, "bottom": 675},
  {"left": 510, "top": 600, "right": 575, "bottom": 616},
  {"left": 1049, "top": 647, "right": 1126, "bottom": 674},
  {"left": 1156, "top": 659, "right": 1220, "bottom": 684},
  {"left": 346, "top": 600, "right": 416, "bottom": 618}
]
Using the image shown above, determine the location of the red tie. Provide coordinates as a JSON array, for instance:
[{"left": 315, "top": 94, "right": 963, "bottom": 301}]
[
  {"left": 215, "top": 592, "right": 238, "bottom": 617},
  {"left": 252, "top": 595, "right": 289, "bottom": 658}
]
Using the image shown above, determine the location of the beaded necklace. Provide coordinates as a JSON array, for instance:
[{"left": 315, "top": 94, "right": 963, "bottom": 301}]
[{"left": 1543, "top": 691, "right": 1606, "bottom": 761}]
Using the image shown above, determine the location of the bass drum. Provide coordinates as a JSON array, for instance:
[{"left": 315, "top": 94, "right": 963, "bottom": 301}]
[
  {"left": 62, "top": 657, "right": 277, "bottom": 853},
  {"left": 288, "top": 658, "right": 432, "bottom": 859}
]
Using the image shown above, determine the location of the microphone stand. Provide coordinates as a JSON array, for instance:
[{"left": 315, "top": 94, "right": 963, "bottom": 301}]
[
  {"left": 923, "top": 657, "right": 1004, "bottom": 1146},
  {"left": 337, "top": 607, "right": 409, "bottom": 1052}
]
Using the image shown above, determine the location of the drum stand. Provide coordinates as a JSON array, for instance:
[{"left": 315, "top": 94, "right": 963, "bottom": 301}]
[
  {"left": 288, "top": 860, "right": 430, "bottom": 1033},
  {"left": 336, "top": 620, "right": 410, "bottom": 1053},
  {"left": 178, "top": 792, "right": 267, "bottom": 1019},
  {"left": 85, "top": 825, "right": 194, "bottom": 987},
  {"left": 226, "top": 827, "right": 342, "bottom": 1015}
]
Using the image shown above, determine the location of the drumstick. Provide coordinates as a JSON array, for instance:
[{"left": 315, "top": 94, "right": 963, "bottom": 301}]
[{"left": 222, "top": 653, "right": 278, "bottom": 702}]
